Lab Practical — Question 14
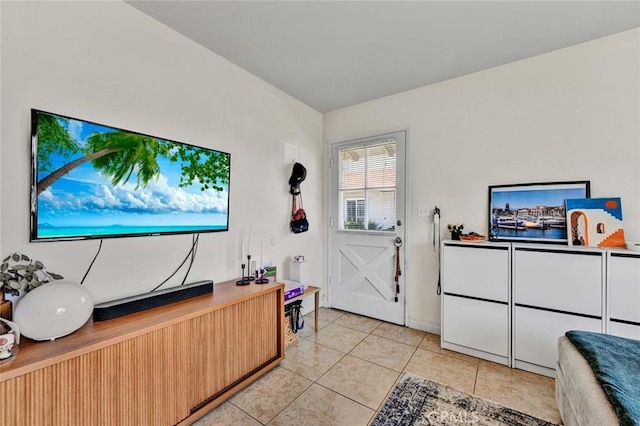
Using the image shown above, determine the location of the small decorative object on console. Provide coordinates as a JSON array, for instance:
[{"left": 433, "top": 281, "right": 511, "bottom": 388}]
[
  {"left": 0, "top": 317, "right": 20, "bottom": 360},
  {"left": 459, "top": 232, "right": 486, "bottom": 242},
  {"left": 447, "top": 223, "right": 464, "bottom": 240},
  {"left": 14, "top": 280, "right": 93, "bottom": 341}
]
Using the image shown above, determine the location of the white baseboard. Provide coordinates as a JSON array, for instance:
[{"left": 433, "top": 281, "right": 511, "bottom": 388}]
[
  {"left": 300, "top": 295, "right": 330, "bottom": 316},
  {"left": 312, "top": 302, "right": 441, "bottom": 335},
  {"left": 406, "top": 319, "right": 441, "bottom": 335}
]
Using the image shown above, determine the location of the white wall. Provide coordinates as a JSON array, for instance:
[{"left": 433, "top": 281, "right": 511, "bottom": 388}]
[
  {"left": 325, "top": 29, "right": 640, "bottom": 332},
  {"left": 0, "top": 1, "right": 3, "bottom": 258},
  {"left": 1, "top": 1, "right": 323, "bottom": 303}
]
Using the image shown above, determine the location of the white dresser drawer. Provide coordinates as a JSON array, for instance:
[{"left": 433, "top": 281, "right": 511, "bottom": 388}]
[
  {"left": 608, "top": 321, "right": 640, "bottom": 340},
  {"left": 443, "top": 244, "right": 510, "bottom": 302},
  {"left": 443, "top": 295, "right": 509, "bottom": 357},
  {"left": 514, "top": 306, "right": 602, "bottom": 369},
  {"left": 513, "top": 248, "right": 603, "bottom": 316},
  {"left": 608, "top": 253, "right": 640, "bottom": 324}
]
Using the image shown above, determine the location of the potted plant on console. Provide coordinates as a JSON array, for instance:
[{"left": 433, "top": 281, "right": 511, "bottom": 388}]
[
  {"left": 447, "top": 223, "right": 464, "bottom": 240},
  {"left": 1, "top": 252, "right": 64, "bottom": 320},
  {"left": 0, "top": 252, "right": 94, "bottom": 341}
]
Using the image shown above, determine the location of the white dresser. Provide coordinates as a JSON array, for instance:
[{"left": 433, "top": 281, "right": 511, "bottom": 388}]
[{"left": 441, "top": 241, "right": 640, "bottom": 377}]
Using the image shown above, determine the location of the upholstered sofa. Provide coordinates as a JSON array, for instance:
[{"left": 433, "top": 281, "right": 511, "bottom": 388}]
[
  {"left": 557, "top": 331, "right": 640, "bottom": 426},
  {"left": 556, "top": 336, "right": 619, "bottom": 426}
]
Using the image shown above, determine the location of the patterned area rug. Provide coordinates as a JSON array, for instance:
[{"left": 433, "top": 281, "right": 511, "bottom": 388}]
[{"left": 371, "top": 373, "right": 557, "bottom": 426}]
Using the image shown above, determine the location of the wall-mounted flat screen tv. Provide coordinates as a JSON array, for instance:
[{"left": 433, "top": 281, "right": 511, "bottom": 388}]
[{"left": 30, "top": 109, "right": 230, "bottom": 241}]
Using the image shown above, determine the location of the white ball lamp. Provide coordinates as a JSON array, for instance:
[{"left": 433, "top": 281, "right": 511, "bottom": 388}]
[{"left": 14, "top": 281, "right": 94, "bottom": 341}]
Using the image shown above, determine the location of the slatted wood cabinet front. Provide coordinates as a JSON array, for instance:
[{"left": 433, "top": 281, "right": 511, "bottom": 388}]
[{"left": 0, "top": 281, "right": 285, "bottom": 426}]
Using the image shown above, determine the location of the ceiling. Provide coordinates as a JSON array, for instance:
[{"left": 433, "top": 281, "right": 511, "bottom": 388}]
[{"left": 127, "top": 1, "right": 640, "bottom": 112}]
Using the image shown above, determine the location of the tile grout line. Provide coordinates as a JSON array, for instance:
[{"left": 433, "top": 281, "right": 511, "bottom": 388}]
[
  {"left": 312, "top": 320, "right": 392, "bottom": 416},
  {"left": 261, "top": 375, "right": 315, "bottom": 425},
  {"left": 472, "top": 361, "right": 480, "bottom": 395},
  {"left": 302, "top": 309, "right": 482, "bottom": 418},
  {"left": 223, "top": 309, "right": 338, "bottom": 425},
  {"left": 228, "top": 401, "right": 263, "bottom": 425},
  {"left": 313, "top": 381, "right": 378, "bottom": 413},
  {"left": 273, "top": 310, "right": 374, "bottom": 423}
]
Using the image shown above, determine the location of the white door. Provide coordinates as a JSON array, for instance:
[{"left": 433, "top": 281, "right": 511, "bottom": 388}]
[{"left": 329, "top": 131, "right": 406, "bottom": 324}]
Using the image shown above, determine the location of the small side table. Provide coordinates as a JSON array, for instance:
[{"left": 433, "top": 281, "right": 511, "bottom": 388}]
[{"left": 284, "top": 286, "right": 320, "bottom": 332}]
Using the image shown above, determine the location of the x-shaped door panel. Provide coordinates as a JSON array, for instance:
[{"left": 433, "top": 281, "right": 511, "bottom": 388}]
[{"left": 338, "top": 244, "right": 394, "bottom": 301}]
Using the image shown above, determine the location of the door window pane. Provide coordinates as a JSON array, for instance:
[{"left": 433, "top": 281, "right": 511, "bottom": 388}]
[
  {"left": 338, "top": 140, "right": 396, "bottom": 231},
  {"left": 339, "top": 147, "right": 365, "bottom": 190},
  {"left": 344, "top": 198, "right": 366, "bottom": 229}
]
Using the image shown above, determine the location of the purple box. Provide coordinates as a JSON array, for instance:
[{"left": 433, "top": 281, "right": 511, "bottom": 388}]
[{"left": 284, "top": 285, "right": 304, "bottom": 301}]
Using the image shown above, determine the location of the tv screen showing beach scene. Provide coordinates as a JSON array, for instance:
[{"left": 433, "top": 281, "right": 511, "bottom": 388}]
[{"left": 30, "top": 109, "right": 230, "bottom": 241}]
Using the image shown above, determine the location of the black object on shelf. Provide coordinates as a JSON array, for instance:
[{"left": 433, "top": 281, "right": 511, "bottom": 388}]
[
  {"left": 236, "top": 255, "right": 257, "bottom": 285},
  {"left": 255, "top": 267, "right": 269, "bottom": 284},
  {"left": 93, "top": 280, "right": 213, "bottom": 321},
  {"left": 236, "top": 263, "right": 250, "bottom": 285},
  {"left": 247, "top": 255, "right": 255, "bottom": 280}
]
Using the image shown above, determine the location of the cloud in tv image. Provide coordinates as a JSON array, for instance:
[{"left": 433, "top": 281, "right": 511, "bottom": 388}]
[
  {"left": 566, "top": 198, "right": 626, "bottom": 248},
  {"left": 33, "top": 111, "right": 230, "bottom": 240}
]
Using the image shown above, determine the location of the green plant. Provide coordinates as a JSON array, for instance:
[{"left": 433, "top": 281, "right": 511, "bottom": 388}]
[
  {"left": 447, "top": 223, "right": 464, "bottom": 233},
  {"left": 343, "top": 219, "right": 392, "bottom": 231},
  {"left": 344, "top": 218, "right": 365, "bottom": 229},
  {"left": 0, "top": 253, "right": 63, "bottom": 296},
  {"left": 367, "top": 220, "right": 382, "bottom": 230}
]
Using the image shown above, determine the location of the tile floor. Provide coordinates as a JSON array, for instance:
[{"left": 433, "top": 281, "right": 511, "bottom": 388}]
[{"left": 194, "top": 308, "right": 561, "bottom": 425}]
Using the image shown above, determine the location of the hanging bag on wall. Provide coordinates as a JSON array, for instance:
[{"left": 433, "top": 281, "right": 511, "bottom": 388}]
[{"left": 290, "top": 192, "right": 309, "bottom": 234}]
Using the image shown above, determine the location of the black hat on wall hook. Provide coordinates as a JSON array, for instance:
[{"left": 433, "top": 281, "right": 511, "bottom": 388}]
[{"left": 288, "top": 162, "right": 307, "bottom": 195}]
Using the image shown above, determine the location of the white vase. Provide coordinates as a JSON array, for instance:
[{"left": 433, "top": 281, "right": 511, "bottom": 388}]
[{"left": 14, "top": 281, "right": 94, "bottom": 341}]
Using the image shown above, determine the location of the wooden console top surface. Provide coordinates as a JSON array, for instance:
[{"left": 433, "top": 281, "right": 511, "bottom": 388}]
[{"left": 0, "top": 280, "right": 284, "bottom": 381}]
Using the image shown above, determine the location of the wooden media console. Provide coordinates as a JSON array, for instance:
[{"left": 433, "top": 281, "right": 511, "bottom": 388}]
[{"left": 0, "top": 280, "right": 285, "bottom": 426}]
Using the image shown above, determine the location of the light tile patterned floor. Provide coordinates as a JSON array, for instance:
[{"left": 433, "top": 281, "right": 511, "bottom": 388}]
[{"left": 194, "top": 307, "right": 561, "bottom": 425}]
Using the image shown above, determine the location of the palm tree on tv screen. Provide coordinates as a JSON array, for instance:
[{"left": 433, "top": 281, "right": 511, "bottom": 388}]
[{"left": 36, "top": 114, "right": 229, "bottom": 195}]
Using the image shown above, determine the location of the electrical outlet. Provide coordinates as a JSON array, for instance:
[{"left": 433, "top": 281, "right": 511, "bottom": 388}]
[{"left": 418, "top": 204, "right": 429, "bottom": 217}]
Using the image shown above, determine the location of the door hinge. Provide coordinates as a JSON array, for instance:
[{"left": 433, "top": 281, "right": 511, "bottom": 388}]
[
  {"left": 329, "top": 276, "right": 333, "bottom": 288},
  {"left": 330, "top": 217, "right": 333, "bottom": 228},
  {"left": 329, "top": 157, "right": 334, "bottom": 168}
]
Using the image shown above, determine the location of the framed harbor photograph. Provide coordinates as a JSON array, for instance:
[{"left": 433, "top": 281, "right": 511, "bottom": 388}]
[{"left": 488, "top": 181, "right": 590, "bottom": 243}]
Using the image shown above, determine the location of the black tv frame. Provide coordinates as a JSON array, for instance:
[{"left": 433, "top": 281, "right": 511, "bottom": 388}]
[{"left": 30, "top": 109, "right": 231, "bottom": 242}]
